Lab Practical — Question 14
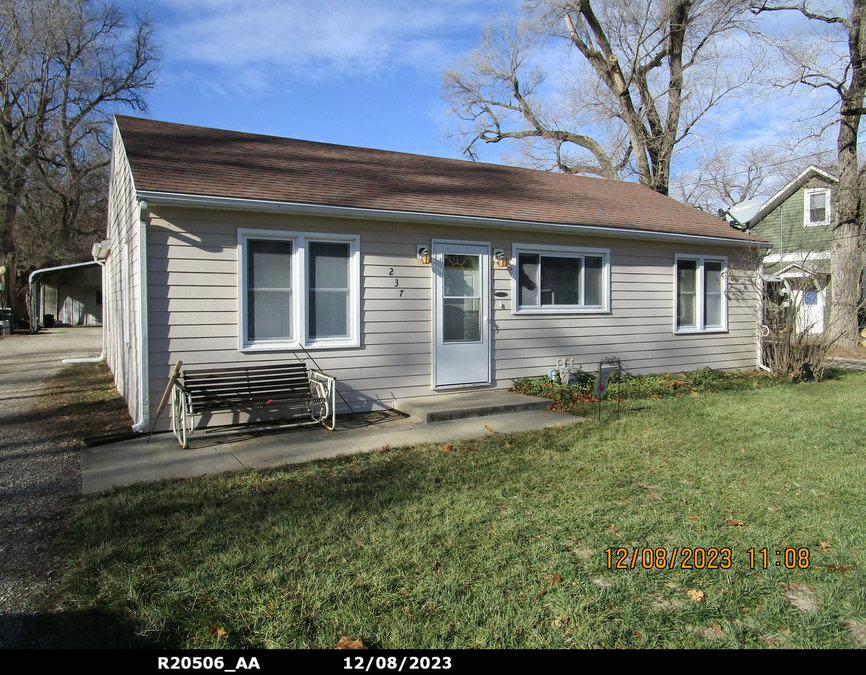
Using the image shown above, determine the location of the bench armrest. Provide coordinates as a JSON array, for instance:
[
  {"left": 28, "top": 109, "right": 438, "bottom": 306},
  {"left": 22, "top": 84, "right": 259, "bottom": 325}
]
[
  {"left": 309, "top": 369, "right": 336, "bottom": 383},
  {"left": 308, "top": 369, "right": 337, "bottom": 430}
]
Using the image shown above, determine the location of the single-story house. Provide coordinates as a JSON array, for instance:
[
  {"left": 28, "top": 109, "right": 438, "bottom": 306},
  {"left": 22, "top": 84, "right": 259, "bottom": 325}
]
[
  {"left": 105, "top": 115, "right": 769, "bottom": 432},
  {"left": 28, "top": 261, "right": 103, "bottom": 330}
]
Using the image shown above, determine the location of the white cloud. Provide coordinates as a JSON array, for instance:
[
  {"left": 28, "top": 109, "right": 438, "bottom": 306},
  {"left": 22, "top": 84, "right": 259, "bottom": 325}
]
[{"left": 153, "top": 0, "right": 520, "bottom": 90}]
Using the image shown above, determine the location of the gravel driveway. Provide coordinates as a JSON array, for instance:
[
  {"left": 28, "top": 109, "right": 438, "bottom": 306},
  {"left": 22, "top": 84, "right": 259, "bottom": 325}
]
[{"left": 0, "top": 327, "right": 104, "bottom": 647}]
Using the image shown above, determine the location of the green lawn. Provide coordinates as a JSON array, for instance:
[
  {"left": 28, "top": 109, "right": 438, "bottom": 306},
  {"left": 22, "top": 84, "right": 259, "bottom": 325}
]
[{"left": 59, "top": 370, "right": 866, "bottom": 649}]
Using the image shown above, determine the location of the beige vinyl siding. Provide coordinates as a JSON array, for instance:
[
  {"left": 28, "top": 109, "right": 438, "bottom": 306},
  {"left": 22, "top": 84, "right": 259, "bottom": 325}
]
[
  {"left": 105, "top": 121, "right": 142, "bottom": 423},
  {"left": 144, "top": 206, "right": 759, "bottom": 431}
]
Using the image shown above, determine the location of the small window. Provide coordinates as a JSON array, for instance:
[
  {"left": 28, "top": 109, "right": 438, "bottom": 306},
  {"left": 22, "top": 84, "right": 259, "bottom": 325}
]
[
  {"left": 238, "top": 230, "right": 359, "bottom": 351},
  {"left": 513, "top": 244, "right": 610, "bottom": 313},
  {"left": 805, "top": 188, "right": 831, "bottom": 226},
  {"left": 675, "top": 255, "right": 727, "bottom": 333}
]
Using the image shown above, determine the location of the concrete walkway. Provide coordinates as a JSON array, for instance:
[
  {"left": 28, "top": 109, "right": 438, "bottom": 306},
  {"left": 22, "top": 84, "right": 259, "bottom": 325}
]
[
  {"left": 827, "top": 355, "right": 866, "bottom": 371},
  {"left": 82, "top": 405, "right": 579, "bottom": 494}
]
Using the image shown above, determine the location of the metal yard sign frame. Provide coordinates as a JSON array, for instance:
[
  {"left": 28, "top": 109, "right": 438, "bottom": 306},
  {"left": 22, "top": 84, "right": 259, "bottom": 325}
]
[{"left": 595, "top": 356, "right": 622, "bottom": 422}]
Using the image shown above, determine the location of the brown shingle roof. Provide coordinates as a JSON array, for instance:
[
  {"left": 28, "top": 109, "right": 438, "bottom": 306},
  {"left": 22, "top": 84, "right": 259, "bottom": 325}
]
[{"left": 116, "top": 115, "right": 760, "bottom": 243}]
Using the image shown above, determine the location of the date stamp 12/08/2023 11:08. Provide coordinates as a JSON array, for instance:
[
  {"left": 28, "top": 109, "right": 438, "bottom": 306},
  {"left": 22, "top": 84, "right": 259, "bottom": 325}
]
[{"left": 605, "top": 547, "right": 811, "bottom": 571}]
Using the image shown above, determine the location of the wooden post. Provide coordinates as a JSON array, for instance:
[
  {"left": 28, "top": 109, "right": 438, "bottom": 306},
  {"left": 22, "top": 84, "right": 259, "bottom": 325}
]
[{"left": 148, "top": 360, "right": 182, "bottom": 443}]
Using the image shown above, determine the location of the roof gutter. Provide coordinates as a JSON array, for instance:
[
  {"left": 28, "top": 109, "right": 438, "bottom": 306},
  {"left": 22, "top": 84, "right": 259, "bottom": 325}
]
[
  {"left": 136, "top": 190, "right": 771, "bottom": 249},
  {"left": 28, "top": 260, "right": 101, "bottom": 284}
]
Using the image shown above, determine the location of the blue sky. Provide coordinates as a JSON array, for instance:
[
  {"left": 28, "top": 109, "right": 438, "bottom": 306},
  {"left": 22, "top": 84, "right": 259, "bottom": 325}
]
[
  {"left": 121, "top": 0, "right": 522, "bottom": 161},
  {"left": 118, "top": 0, "right": 841, "bottom": 196}
]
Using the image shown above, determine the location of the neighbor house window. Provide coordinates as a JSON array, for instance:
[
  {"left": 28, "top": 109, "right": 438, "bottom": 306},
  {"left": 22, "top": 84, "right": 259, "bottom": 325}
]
[
  {"left": 675, "top": 255, "right": 727, "bottom": 333},
  {"left": 512, "top": 244, "right": 610, "bottom": 313},
  {"left": 238, "top": 229, "right": 359, "bottom": 350},
  {"left": 804, "top": 188, "right": 831, "bottom": 226}
]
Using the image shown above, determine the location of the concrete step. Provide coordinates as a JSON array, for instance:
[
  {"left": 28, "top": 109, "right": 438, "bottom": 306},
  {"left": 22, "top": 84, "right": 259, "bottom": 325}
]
[{"left": 392, "top": 389, "right": 551, "bottom": 423}]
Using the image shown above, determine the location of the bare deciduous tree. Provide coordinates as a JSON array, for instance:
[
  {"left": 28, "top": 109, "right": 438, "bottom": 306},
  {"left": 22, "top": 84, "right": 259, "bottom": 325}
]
[
  {"left": 0, "top": 0, "right": 158, "bottom": 323},
  {"left": 670, "top": 140, "right": 837, "bottom": 211},
  {"left": 443, "top": 0, "right": 761, "bottom": 195},
  {"left": 752, "top": 0, "right": 866, "bottom": 350}
]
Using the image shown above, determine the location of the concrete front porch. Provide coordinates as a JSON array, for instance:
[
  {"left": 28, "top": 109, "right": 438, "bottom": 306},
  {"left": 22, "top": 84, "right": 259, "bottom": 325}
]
[
  {"left": 391, "top": 389, "right": 551, "bottom": 423},
  {"left": 81, "top": 391, "right": 581, "bottom": 494}
]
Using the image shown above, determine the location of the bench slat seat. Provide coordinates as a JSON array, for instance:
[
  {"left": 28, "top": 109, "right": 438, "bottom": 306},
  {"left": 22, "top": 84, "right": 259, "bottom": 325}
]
[{"left": 170, "top": 362, "right": 336, "bottom": 448}]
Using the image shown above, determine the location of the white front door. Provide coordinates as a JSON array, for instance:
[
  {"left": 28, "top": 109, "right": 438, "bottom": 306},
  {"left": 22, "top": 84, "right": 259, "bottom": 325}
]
[
  {"left": 432, "top": 241, "right": 490, "bottom": 388},
  {"left": 793, "top": 287, "right": 826, "bottom": 335}
]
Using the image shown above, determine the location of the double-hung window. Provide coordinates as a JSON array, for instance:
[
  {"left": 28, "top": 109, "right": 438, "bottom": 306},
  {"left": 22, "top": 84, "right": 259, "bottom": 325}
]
[
  {"left": 512, "top": 244, "right": 610, "bottom": 313},
  {"left": 674, "top": 255, "right": 727, "bottom": 333},
  {"left": 804, "top": 188, "right": 831, "bottom": 227},
  {"left": 238, "top": 229, "right": 360, "bottom": 350}
]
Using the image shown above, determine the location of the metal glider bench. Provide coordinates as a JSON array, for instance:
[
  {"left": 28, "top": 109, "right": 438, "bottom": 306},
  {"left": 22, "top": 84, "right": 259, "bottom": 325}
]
[{"left": 170, "top": 362, "right": 337, "bottom": 449}]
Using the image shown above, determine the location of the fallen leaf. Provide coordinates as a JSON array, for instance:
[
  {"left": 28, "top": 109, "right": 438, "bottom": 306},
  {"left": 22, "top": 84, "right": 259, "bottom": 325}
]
[
  {"left": 827, "top": 564, "right": 850, "bottom": 572},
  {"left": 820, "top": 541, "right": 832, "bottom": 553},
  {"left": 687, "top": 589, "right": 705, "bottom": 603},
  {"left": 335, "top": 637, "right": 367, "bottom": 650},
  {"left": 485, "top": 424, "right": 495, "bottom": 434},
  {"left": 552, "top": 572, "right": 562, "bottom": 585},
  {"left": 442, "top": 444, "right": 452, "bottom": 452},
  {"left": 709, "top": 622, "right": 725, "bottom": 638},
  {"left": 725, "top": 516, "right": 745, "bottom": 527},
  {"left": 209, "top": 625, "right": 227, "bottom": 637},
  {"left": 379, "top": 443, "right": 391, "bottom": 453},
  {"left": 688, "top": 515, "right": 698, "bottom": 521}
]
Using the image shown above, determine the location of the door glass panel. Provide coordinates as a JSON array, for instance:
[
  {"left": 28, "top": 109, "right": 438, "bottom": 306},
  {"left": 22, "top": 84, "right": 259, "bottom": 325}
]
[{"left": 443, "top": 254, "right": 481, "bottom": 342}]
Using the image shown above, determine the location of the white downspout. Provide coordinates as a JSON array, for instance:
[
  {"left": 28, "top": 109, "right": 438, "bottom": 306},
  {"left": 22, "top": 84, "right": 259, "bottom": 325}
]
[{"left": 131, "top": 200, "right": 150, "bottom": 433}]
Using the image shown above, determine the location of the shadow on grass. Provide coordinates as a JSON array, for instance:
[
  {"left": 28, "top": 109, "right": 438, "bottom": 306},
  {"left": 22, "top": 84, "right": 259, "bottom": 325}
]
[{"left": 0, "top": 608, "right": 159, "bottom": 649}]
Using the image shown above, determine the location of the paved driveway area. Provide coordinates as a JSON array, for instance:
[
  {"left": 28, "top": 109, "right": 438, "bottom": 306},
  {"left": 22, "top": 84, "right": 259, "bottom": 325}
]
[{"left": 0, "top": 327, "right": 102, "bottom": 647}]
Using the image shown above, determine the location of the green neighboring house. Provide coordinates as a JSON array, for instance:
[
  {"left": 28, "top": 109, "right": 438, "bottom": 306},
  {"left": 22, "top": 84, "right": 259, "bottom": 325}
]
[{"left": 749, "top": 165, "right": 837, "bottom": 335}]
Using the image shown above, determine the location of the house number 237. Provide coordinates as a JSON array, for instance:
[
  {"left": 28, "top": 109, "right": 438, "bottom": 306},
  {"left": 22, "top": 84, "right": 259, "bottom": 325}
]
[{"left": 389, "top": 268, "right": 404, "bottom": 297}]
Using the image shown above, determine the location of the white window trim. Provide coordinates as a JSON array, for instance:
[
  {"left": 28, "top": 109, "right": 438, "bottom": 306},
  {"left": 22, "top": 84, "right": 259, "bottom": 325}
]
[
  {"left": 804, "top": 187, "right": 831, "bottom": 227},
  {"left": 511, "top": 243, "right": 611, "bottom": 314},
  {"left": 238, "top": 228, "right": 360, "bottom": 351},
  {"left": 673, "top": 254, "right": 728, "bottom": 334}
]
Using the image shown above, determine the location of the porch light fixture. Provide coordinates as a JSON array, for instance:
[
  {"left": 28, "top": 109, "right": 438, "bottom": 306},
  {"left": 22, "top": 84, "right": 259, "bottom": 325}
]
[
  {"left": 417, "top": 245, "right": 430, "bottom": 265},
  {"left": 493, "top": 250, "right": 507, "bottom": 268}
]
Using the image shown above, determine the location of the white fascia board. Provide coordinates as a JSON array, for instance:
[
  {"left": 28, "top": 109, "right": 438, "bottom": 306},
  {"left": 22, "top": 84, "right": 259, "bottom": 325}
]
[
  {"left": 29, "top": 260, "right": 101, "bottom": 283},
  {"left": 136, "top": 190, "right": 771, "bottom": 249},
  {"left": 752, "top": 165, "right": 839, "bottom": 227},
  {"left": 762, "top": 251, "right": 832, "bottom": 264}
]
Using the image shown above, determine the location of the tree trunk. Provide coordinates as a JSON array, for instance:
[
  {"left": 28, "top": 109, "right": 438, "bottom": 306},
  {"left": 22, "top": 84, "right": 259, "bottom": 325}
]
[{"left": 828, "top": 0, "right": 866, "bottom": 351}]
